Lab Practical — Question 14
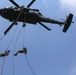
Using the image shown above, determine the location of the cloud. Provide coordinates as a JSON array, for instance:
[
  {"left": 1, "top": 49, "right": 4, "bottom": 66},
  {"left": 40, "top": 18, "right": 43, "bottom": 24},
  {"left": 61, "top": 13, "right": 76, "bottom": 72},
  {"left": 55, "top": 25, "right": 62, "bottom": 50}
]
[{"left": 58, "top": 0, "right": 76, "bottom": 15}]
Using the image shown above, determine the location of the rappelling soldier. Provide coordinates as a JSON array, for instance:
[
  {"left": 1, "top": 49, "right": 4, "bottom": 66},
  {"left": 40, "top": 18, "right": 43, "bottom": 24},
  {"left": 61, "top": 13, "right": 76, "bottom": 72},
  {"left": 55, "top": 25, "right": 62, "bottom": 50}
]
[
  {"left": 14, "top": 47, "right": 27, "bottom": 56},
  {"left": 0, "top": 50, "right": 10, "bottom": 57}
]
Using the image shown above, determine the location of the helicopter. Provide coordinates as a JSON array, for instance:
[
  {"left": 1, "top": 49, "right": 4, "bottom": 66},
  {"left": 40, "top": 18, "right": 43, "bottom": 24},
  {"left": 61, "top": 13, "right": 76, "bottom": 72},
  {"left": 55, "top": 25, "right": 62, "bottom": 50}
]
[{"left": 0, "top": 0, "right": 73, "bottom": 35}]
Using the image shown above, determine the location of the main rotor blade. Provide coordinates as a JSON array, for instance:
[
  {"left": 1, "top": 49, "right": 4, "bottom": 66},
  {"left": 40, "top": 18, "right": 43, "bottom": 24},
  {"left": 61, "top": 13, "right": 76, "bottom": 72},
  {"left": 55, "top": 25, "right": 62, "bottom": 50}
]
[
  {"left": 39, "top": 22, "right": 51, "bottom": 31},
  {"left": 4, "top": 21, "right": 16, "bottom": 35},
  {"left": 9, "top": 0, "right": 20, "bottom": 7},
  {"left": 27, "top": 0, "right": 35, "bottom": 8}
]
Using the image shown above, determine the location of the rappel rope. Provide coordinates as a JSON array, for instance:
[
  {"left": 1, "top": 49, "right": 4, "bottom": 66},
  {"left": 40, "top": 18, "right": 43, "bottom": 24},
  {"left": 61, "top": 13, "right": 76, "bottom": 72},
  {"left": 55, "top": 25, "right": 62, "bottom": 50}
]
[
  {"left": 13, "top": 27, "right": 23, "bottom": 52},
  {"left": 0, "top": 35, "right": 5, "bottom": 50},
  {"left": 6, "top": 25, "right": 18, "bottom": 50},
  {"left": 25, "top": 55, "right": 37, "bottom": 75},
  {"left": 22, "top": 11, "right": 26, "bottom": 47},
  {"left": 0, "top": 35, "right": 5, "bottom": 42},
  {"left": 23, "top": 25, "right": 26, "bottom": 47}
]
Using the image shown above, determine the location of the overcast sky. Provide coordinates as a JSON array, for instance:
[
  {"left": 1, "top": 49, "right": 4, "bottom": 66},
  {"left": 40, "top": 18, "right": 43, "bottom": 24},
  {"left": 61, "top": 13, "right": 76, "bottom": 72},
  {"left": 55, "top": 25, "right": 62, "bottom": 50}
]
[{"left": 0, "top": 0, "right": 76, "bottom": 75}]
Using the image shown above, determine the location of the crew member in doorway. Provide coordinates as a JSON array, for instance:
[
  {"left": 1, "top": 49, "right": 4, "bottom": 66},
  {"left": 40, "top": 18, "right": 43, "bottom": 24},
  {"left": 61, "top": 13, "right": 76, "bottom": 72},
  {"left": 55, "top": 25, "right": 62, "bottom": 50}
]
[
  {"left": 14, "top": 47, "right": 27, "bottom": 56},
  {"left": 0, "top": 50, "right": 10, "bottom": 57}
]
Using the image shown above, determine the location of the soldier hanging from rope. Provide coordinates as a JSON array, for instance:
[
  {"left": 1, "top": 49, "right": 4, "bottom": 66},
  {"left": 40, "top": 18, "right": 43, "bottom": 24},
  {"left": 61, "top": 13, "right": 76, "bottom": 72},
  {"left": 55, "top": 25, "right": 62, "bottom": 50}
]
[
  {"left": 14, "top": 47, "right": 27, "bottom": 56},
  {"left": 0, "top": 50, "right": 10, "bottom": 57}
]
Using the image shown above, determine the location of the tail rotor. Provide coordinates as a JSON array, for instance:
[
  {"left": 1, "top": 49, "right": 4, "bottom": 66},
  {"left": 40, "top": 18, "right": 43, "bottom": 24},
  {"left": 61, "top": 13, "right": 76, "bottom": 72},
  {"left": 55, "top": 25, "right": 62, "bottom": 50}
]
[{"left": 63, "top": 13, "right": 73, "bottom": 32}]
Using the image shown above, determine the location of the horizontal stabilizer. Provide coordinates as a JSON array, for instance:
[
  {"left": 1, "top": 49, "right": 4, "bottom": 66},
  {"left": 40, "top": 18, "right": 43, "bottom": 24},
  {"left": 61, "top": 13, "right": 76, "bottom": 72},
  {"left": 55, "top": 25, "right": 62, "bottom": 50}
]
[{"left": 63, "top": 13, "right": 73, "bottom": 32}]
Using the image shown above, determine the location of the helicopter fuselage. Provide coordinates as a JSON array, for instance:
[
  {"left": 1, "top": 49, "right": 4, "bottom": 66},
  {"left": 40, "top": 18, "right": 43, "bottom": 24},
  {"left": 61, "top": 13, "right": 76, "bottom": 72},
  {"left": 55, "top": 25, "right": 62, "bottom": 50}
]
[{"left": 0, "top": 7, "right": 65, "bottom": 25}]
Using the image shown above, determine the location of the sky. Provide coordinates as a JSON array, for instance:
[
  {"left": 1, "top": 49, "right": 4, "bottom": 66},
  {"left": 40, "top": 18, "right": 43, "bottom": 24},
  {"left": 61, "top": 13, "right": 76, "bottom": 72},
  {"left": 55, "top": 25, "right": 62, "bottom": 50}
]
[{"left": 0, "top": 0, "right": 76, "bottom": 75}]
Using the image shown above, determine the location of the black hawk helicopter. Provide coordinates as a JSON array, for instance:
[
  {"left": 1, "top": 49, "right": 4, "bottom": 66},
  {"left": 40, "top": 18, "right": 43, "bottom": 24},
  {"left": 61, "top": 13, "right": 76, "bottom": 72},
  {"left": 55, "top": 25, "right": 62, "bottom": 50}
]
[{"left": 0, "top": 0, "right": 73, "bottom": 35}]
